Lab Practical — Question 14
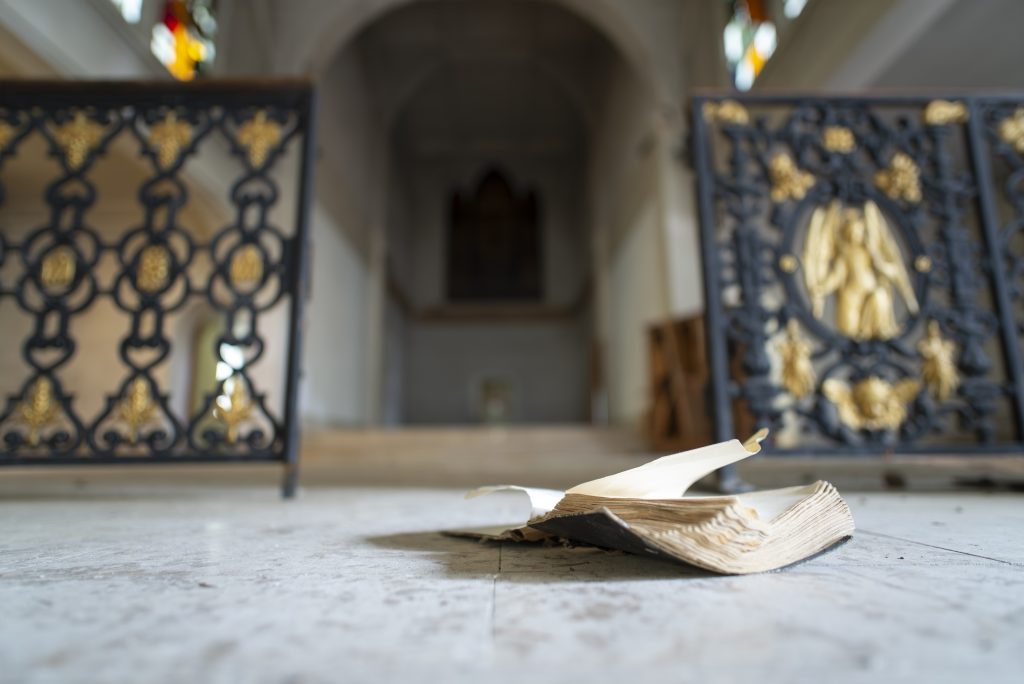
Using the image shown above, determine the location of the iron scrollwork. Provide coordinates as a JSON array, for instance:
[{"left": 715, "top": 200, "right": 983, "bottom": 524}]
[
  {"left": 693, "top": 94, "right": 1024, "bottom": 455},
  {"left": 0, "top": 81, "right": 315, "bottom": 495}
]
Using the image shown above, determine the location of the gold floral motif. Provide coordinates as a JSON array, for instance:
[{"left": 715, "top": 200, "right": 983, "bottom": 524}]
[
  {"left": 703, "top": 100, "right": 749, "bottom": 125},
  {"left": 779, "top": 254, "right": 799, "bottom": 273},
  {"left": 149, "top": 110, "right": 192, "bottom": 169},
  {"left": 16, "top": 377, "right": 61, "bottom": 446},
  {"left": 214, "top": 378, "right": 254, "bottom": 444},
  {"left": 803, "top": 200, "right": 918, "bottom": 340},
  {"left": 918, "top": 320, "right": 959, "bottom": 402},
  {"left": 874, "top": 152, "right": 921, "bottom": 203},
  {"left": 54, "top": 111, "right": 103, "bottom": 170},
  {"left": 40, "top": 246, "right": 76, "bottom": 288},
  {"left": 237, "top": 110, "right": 281, "bottom": 167},
  {"left": 136, "top": 245, "right": 171, "bottom": 293},
  {"left": 229, "top": 244, "right": 264, "bottom": 288},
  {"left": 778, "top": 320, "right": 816, "bottom": 400},
  {"left": 914, "top": 255, "right": 932, "bottom": 273},
  {"left": 822, "top": 126, "right": 855, "bottom": 153},
  {"left": 822, "top": 376, "right": 920, "bottom": 430},
  {"left": 923, "top": 100, "right": 968, "bottom": 126},
  {"left": 769, "top": 153, "right": 815, "bottom": 202},
  {"left": 0, "top": 120, "right": 14, "bottom": 148},
  {"left": 116, "top": 378, "right": 158, "bottom": 445},
  {"left": 997, "top": 108, "right": 1024, "bottom": 154}
]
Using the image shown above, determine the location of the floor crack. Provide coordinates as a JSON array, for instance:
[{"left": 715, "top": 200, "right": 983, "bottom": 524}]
[{"left": 858, "top": 529, "right": 1019, "bottom": 565}]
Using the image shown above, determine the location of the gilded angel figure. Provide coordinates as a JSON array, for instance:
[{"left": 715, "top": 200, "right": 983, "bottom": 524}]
[{"left": 802, "top": 200, "right": 918, "bottom": 340}]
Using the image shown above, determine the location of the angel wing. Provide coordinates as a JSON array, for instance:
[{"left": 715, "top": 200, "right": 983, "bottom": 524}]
[
  {"left": 821, "top": 378, "right": 860, "bottom": 429},
  {"left": 802, "top": 200, "right": 840, "bottom": 319},
  {"left": 863, "top": 200, "right": 918, "bottom": 314}
]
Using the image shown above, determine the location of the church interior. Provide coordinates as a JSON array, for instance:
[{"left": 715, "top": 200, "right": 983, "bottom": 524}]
[{"left": 1, "top": 0, "right": 1023, "bottom": 682}]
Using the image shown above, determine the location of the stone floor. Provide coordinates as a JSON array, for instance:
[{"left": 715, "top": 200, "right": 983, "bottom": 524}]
[{"left": 2, "top": 480, "right": 1022, "bottom": 683}]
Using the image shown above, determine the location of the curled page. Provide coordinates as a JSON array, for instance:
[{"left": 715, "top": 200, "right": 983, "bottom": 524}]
[
  {"left": 566, "top": 428, "right": 768, "bottom": 499},
  {"left": 464, "top": 485, "right": 565, "bottom": 518},
  {"left": 447, "top": 486, "right": 565, "bottom": 541}
]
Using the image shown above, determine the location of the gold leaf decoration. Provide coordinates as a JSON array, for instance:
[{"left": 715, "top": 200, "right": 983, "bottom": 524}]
[
  {"left": 40, "top": 246, "right": 76, "bottom": 289},
  {"left": 923, "top": 100, "right": 968, "bottom": 126},
  {"left": 0, "top": 120, "right": 14, "bottom": 149},
  {"left": 16, "top": 377, "right": 61, "bottom": 446},
  {"left": 116, "top": 378, "right": 158, "bottom": 445},
  {"left": 149, "top": 110, "right": 193, "bottom": 169},
  {"left": 778, "top": 319, "right": 816, "bottom": 400},
  {"left": 822, "top": 126, "right": 855, "bottom": 153},
  {"left": 237, "top": 110, "right": 281, "bottom": 167},
  {"left": 703, "top": 100, "right": 749, "bottom": 125},
  {"left": 769, "top": 153, "right": 815, "bottom": 202},
  {"left": 778, "top": 254, "right": 799, "bottom": 273},
  {"left": 213, "top": 378, "right": 254, "bottom": 444},
  {"left": 229, "top": 244, "right": 264, "bottom": 289},
  {"left": 136, "top": 245, "right": 171, "bottom": 293},
  {"left": 918, "top": 320, "right": 959, "bottom": 402},
  {"left": 998, "top": 108, "right": 1024, "bottom": 154},
  {"left": 54, "top": 111, "right": 103, "bottom": 170},
  {"left": 822, "top": 376, "right": 920, "bottom": 430},
  {"left": 914, "top": 255, "right": 932, "bottom": 273},
  {"left": 874, "top": 152, "right": 921, "bottom": 203}
]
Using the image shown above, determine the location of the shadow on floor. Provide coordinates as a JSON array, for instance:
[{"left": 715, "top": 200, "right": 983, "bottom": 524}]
[{"left": 364, "top": 530, "right": 722, "bottom": 582}]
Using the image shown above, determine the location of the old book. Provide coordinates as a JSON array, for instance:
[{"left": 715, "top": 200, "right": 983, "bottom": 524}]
[{"left": 452, "top": 430, "right": 854, "bottom": 574}]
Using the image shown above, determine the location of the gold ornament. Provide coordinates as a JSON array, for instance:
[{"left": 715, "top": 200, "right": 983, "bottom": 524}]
[
  {"left": 802, "top": 200, "right": 918, "bottom": 340},
  {"left": 116, "top": 378, "right": 158, "bottom": 445},
  {"left": 229, "top": 244, "right": 264, "bottom": 288},
  {"left": 914, "top": 255, "right": 932, "bottom": 273},
  {"left": 0, "top": 120, "right": 14, "bottom": 148},
  {"left": 237, "top": 110, "right": 281, "bottom": 167},
  {"left": 40, "top": 246, "right": 76, "bottom": 288},
  {"left": 918, "top": 320, "right": 959, "bottom": 402},
  {"left": 778, "top": 320, "right": 816, "bottom": 400},
  {"left": 769, "top": 153, "right": 815, "bottom": 202},
  {"left": 923, "top": 100, "right": 968, "bottom": 126},
  {"left": 874, "top": 152, "right": 921, "bottom": 203},
  {"left": 822, "top": 376, "right": 920, "bottom": 430},
  {"left": 998, "top": 108, "right": 1024, "bottom": 154},
  {"left": 54, "top": 111, "right": 103, "bottom": 170},
  {"left": 16, "top": 377, "right": 61, "bottom": 446},
  {"left": 703, "top": 100, "right": 749, "bottom": 125},
  {"left": 822, "top": 126, "right": 855, "bottom": 153},
  {"left": 213, "top": 378, "right": 253, "bottom": 444},
  {"left": 149, "top": 110, "right": 192, "bottom": 169},
  {"left": 779, "top": 254, "right": 799, "bottom": 273},
  {"left": 136, "top": 245, "right": 171, "bottom": 293}
]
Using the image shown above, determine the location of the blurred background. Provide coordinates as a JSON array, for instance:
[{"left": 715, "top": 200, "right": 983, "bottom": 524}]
[{"left": 1, "top": 0, "right": 1023, "bottom": 489}]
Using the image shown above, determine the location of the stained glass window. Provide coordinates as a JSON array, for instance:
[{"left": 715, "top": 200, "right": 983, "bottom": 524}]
[{"left": 150, "top": 0, "right": 217, "bottom": 81}]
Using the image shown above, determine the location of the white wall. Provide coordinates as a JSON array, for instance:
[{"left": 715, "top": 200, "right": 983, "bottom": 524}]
[
  {"left": 607, "top": 200, "right": 666, "bottom": 426},
  {"left": 587, "top": 56, "right": 676, "bottom": 427}
]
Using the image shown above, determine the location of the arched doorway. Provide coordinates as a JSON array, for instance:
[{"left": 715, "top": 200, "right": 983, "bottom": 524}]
[{"left": 298, "top": 0, "right": 681, "bottom": 429}]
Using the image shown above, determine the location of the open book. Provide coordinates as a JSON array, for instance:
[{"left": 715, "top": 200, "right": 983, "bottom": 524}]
[{"left": 451, "top": 430, "right": 854, "bottom": 574}]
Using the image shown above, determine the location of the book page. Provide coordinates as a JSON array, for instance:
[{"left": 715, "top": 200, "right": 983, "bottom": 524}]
[
  {"left": 566, "top": 428, "right": 768, "bottom": 499},
  {"left": 447, "top": 486, "right": 565, "bottom": 540}
]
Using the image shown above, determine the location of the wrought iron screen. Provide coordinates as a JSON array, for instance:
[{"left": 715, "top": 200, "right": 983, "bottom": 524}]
[
  {"left": 0, "top": 81, "right": 315, "bottom": 495},
  {"left": 692, "top": 94, "right": 1024, "bottom": 455}
]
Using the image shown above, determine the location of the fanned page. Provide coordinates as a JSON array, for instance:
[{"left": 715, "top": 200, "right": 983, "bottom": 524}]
[
  {"left": 531, "top": 481, "right": 855, "bottom": 574},
  {"left": 449, "top": 429, "right": 769, "bottom": 540}
]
